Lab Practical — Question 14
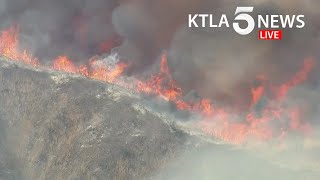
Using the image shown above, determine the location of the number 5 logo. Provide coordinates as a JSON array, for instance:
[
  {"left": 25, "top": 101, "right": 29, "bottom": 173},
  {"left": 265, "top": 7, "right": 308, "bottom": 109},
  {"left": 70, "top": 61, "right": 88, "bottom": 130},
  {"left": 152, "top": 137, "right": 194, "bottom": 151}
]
[{"left": 233, "top": 7, "right": 255, "bottom": 35}]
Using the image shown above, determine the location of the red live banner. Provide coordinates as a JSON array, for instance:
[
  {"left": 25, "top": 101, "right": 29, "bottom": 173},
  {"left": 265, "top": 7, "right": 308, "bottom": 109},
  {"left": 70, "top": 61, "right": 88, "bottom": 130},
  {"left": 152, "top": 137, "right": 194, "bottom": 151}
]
[{"left": 258, "top": 30, "right": 282, "bottom": 40}]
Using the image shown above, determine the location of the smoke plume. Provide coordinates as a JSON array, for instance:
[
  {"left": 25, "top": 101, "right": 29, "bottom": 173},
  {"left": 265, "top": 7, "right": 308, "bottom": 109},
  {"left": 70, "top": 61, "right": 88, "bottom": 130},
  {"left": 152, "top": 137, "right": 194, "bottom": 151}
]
[{"left": 0, "top": 0, "right": 320, "bottom": 179}]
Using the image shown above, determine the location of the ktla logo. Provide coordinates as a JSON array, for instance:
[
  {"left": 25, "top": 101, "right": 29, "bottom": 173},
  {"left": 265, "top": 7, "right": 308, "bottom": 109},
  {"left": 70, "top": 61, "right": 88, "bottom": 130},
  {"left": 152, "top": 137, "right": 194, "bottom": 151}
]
[{"left": 188, "top": 7, "right": 306, "bottom": 40}]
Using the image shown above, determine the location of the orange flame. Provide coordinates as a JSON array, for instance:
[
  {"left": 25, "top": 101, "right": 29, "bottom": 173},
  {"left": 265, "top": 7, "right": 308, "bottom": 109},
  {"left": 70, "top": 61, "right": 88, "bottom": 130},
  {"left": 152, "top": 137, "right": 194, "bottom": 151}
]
[
  {"left": 136, "top": 54, "right": 182, "bottom": 101},
  {"left": 89, "top": 59, "right": 128, "bottom": 83},
  {"left": 53, "top": 56, "right": 77, "bottom": 73},
  {"left": 276, "top": 58, "right": 315, "bottom": 100},
  {"left": 0, "top": 26, "right": 38, "bottom": 65},
  {"left": 250, "top": 86, "right": 264, "bottom": 107},
  {"left": 0, "top": 26, "right": 316, "bottom": 145}
]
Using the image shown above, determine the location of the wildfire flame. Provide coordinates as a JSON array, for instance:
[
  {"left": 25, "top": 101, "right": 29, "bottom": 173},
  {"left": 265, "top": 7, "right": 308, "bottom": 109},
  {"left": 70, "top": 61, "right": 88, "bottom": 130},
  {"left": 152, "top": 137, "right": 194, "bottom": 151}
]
[
  {"left": 0, "top": 26, "right": 316, "bottom": 145},
  {"left": 53, "top": 56, "right": 77, "bottom": 73},
  {"left": 136, "top": 54, "right": 183, "bottom": 101},
  {"left": 276, "top": 58, "right": 315, "bottom": 100},
  {"left": 0, "top": 26, "right": 38, "bottom": 66}
]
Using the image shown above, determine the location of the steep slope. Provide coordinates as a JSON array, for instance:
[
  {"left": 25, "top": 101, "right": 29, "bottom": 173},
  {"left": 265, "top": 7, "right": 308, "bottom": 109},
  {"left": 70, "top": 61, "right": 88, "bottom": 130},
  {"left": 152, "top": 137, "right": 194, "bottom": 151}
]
[
  {"left": 0, "top": 56, "right": 196, "bottom": 179},
  {"left": 0, "top": 56, "right": 319, "bottom": 180}
]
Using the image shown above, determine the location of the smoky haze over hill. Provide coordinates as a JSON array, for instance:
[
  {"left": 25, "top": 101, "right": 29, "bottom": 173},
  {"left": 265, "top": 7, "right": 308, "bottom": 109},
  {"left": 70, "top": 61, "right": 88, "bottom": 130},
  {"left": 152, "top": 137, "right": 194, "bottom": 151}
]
[
  {"left": 0, "top": 0, "right": 319, "bottom": 106},
  {"left": 0, "top": 56, "right": 319, "bottom": 180},
  {"left": 0, "top": 0, "right": 320, "bottom": 179}
]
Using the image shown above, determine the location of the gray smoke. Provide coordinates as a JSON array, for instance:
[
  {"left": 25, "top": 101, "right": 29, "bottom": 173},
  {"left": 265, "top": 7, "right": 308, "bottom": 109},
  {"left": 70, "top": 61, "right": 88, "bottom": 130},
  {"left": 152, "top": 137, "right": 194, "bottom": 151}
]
[
  {"left": 0, "top": 0, "right": 319, "bottom": 123},
  {"left": 111, "top": 0, "right": 320, "bottom": 108},
  {"left": 165, "top": 1, "right": 320, "bottom": 107},
  {"left": 0, "top": 0, "right": 319, "bottom": 179},
  {"left": 0, "top": 0, "right": 120, "bottom": 62},
  {"left": 0, "top": 0, "right": 319, "bottom": 128}
]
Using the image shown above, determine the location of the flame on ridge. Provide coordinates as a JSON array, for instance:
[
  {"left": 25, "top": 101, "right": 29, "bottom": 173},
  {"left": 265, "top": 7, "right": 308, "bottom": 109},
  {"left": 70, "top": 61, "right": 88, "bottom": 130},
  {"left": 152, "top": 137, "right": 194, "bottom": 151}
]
[{"left": 0, "top": 26, "right": 316, "bottom": 145}]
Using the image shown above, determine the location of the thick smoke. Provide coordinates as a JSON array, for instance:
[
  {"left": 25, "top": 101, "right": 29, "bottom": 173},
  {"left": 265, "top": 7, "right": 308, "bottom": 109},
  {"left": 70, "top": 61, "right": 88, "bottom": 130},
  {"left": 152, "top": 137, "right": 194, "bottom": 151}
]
[
  {"left": 0, "top": 0, "right": 319, "bottom": 128},
  {"left": 166, "top": 1, "right": 320, "bottom": 108},
  {"left": 0, "top": 0, "right": 120, "bottom": 62},
  {"left": 107, "top": 0, "right": 320, "bottom": 108},
  {"left": 111, "top": 1, "right": 320, "bottom": 178},
  {"left": 0, "top": 0, "right": 319, "bottom": 179}
]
